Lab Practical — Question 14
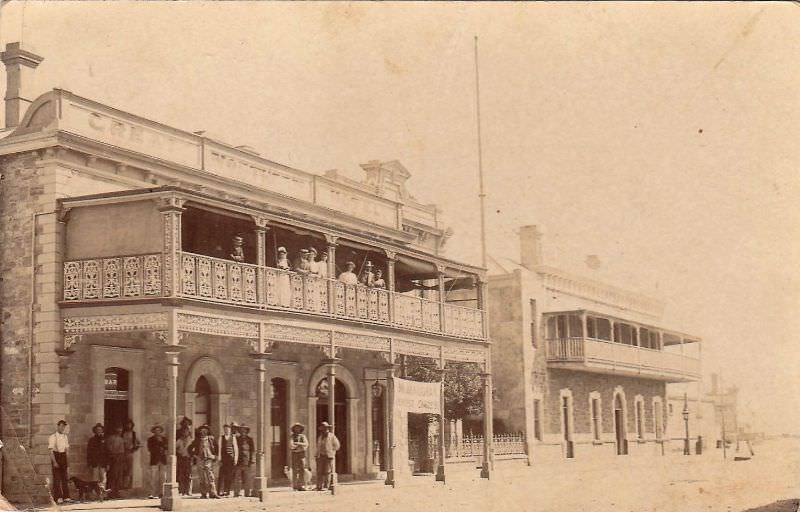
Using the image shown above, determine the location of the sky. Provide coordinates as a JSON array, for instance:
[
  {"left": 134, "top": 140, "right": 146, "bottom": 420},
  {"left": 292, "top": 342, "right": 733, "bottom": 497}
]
[{"left": 0, "top": 2, "right": 797, "bottom": 434}]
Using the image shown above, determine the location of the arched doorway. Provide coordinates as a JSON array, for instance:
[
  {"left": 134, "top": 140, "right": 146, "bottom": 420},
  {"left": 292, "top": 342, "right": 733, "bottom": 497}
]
[
  {"left": 270, "top": 378, "right": 289, "bottom": 477},
  {"left": 315, "top": 378, "right": 349, "bottom": 474},
  {"left": 184, "top": 357, "right": 228, "bottom": 436},
  {"left": 614, "top": 393, "right": 628, "bottom": 455},
  {"left": 194, "top": 376, "right": 212, "bottom": 430}
]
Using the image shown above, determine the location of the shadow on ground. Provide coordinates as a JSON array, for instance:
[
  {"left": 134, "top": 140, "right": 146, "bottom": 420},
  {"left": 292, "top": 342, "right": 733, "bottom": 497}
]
[{"left": 743, "top": 499, "right": 799, "bottom": 512}]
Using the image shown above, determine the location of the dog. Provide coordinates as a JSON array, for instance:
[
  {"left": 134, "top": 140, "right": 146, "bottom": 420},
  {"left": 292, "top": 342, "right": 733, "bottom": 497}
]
[{"left": 69, "top": 476, "right": 105, "bottom": 502}]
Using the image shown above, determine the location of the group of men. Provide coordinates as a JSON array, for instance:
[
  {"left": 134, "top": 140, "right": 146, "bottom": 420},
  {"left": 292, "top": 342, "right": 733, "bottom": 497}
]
[
  {"left": 180, "top": 420, "right": 256, "bottom": 499},
  {"left": 287, "top": 421, "right": 341, "bottom": 492},
  {"left": 47, "top": 417, "right": 343, "bottom": 503},
  {"left": 51, "top": 419, "right": 142, "bottom": 504}
]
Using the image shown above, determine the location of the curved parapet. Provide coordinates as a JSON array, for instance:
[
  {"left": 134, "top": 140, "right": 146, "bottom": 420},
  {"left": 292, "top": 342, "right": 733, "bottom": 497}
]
[{"left": 10, "top": 89, "right": 59, "bottom": 136}]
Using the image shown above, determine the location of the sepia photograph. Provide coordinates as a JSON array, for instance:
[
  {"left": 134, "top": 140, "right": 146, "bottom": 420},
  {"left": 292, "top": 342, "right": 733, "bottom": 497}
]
[{"left": 0, "top": 2, "right": 796, "bottom": 511}]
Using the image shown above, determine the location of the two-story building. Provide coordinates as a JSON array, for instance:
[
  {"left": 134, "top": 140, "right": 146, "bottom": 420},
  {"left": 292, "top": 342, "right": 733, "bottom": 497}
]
[
  {"left": 0, "top": 43, "right": 491, "bottom": 505},
  {"left": 489, "top": 225, "right": 701, "bottom": 463}
]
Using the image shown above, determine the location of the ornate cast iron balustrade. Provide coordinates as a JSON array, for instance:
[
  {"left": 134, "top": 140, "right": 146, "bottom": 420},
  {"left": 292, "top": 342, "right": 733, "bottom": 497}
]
[
  {"left": 63, "top": 254, "right": 163, "bottom": 301},
  {"left": 63, "top": 251, "right": 486, "bottom": 341}
]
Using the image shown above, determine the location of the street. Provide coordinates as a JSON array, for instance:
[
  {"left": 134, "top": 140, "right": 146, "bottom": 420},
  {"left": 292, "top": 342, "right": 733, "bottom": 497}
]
[{"left": 57, "top": 438, "right": 800, "bottom": 512}]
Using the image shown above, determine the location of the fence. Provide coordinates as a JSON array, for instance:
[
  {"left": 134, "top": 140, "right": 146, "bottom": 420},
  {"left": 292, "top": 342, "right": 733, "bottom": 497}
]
[{"left": 445, "top": 432, "right": 526, "bottom": 459}]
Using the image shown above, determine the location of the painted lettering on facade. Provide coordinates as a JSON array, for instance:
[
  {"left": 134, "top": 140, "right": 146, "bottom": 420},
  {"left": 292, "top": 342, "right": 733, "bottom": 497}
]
[{"left": 63, "top": 102, "right": 202, "bottom": 168}]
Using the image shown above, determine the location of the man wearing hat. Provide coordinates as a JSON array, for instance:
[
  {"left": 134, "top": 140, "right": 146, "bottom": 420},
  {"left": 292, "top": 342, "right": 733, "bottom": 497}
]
[
  {"left": 233, "top": 424, "right": 255, "bottom": 497},
  {"left": 295, "top": 249, "right": 311, "bottom": 274},
  {"left": 217, "top": 423, "right": 239, "bottom": 496},
  {"left": 337, "top": 261, "right": 358, "bottom": 285},
  {"left": 106, "top": 426, "right": 125, "bottom": 498},
  {"left": 189, "top": 424, "right": 219, "bottom": 499},
  {"left": 360, "top": 261, "right": 375, "bottom": 287},
  {"left": 147, "top": 424, "right": 168, "bottom": 499},
  {"left": 315, "top": 422, "right": 340, "bottom": 491},
  {"left": 289, "top": 423, "right": 309, "bottom": 491},
  {"left": 86, "top": 423, "right": 108, "bottom": 491}
]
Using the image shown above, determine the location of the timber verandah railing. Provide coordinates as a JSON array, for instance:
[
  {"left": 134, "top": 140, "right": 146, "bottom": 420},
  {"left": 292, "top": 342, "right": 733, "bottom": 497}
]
[
  {"left": 62, "top": 252, "right": 486, "bottom": 340},
  {"left": 445, "top": 432, "right": 526, "bottom": 459},
  {"left": 546, "top": 337, "right": 701, "bottom": 378}
]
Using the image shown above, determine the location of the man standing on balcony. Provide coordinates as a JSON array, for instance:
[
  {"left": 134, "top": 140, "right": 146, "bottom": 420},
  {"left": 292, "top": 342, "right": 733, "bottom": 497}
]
[
  {"left": 360, "top": 261, "right": 375, "bottom": 287},
  {"left": 230, "top": 236, "right": 245, "bottom": 262},
  {"left": 295, "top": 249, "right": 311, "bottom": 274},
  {"left": 338, "top": 261, "right": 358, "bottom": 285}
]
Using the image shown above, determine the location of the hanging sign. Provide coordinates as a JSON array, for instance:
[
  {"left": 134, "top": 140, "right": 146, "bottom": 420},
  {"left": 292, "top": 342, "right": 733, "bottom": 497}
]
[{"left": 393, "top": 377, "right": 441, "bottom": 415}]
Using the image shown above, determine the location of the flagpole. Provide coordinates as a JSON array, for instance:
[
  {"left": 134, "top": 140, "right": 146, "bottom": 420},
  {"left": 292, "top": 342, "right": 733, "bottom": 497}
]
[
  {"left": 474, "top": 35, "right": 493, "bottom": 480},
  {"left": 474, "top": 35, "right": 488, "bottom": 269}
]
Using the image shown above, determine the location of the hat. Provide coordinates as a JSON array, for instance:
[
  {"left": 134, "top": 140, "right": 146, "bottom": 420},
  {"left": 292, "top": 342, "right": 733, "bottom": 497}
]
[
  {"left": 239, "top": 424, "right": 250, "bottom": 432},
  {"left": 365, "top": 261, "right": 373, "bottom": 268},
  {"left": 223, "top": 423, "right": 231, "bottom": 429},
  {"left": 57, "top": 420, "right": 67, "bottom": 426},
  {"left": 300, "top": 249, "right": 309, "bottom": 254},
  {"left": 345, "top": 261, "right": 355, "bottom": 268},
  {"left": 309, "top": 247, "right": 318, "bottom": 255},
  {"left": 151, "top": 423, "right": 164, "bottom": 434},
  {"left": 319, "top": 421, "right": 332, "bottom": 430},
  {"left": 277, "top": 246, "right": 287, "bottom": 253},
  {"left": 198, "top": 424, "right": 210, "bottom": 432},
  {"left": 92, "top": 423, "right": 104, "bottom": 434},
  {"left": 291, "top": 422, "right": 305, "bottom": 433}
]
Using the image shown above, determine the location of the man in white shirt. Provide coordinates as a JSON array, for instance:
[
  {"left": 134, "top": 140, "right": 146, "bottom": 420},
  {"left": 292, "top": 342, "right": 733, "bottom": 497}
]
[{"left": 48, "top": 420, "right": 70, "bottom": 503}]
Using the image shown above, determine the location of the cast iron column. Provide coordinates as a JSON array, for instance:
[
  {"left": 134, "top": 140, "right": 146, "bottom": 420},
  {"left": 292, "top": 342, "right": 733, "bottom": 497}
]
[
  {"left": 435, "top": 352, "right": 446, "bottom": 483},
  {"left": 326, "top": 359, "right": 338, "bottom": 494},
  {"left": 682, "top": 392, "right": 691, "bottom": 456},
  {"left": 250, "top": 352, "right": 270, "bottom": 501},
  {"left": 384, "top": 361, "right": 396, "bottom": 487},
  {"left": 161, "top": 344, "right": 185, "bottom": 511},
  {"left": 480, "top": 371, "right": 494, "bottom": 479}
]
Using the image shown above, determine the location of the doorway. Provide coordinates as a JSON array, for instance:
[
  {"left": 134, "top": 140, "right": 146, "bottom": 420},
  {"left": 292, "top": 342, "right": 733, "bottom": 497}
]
[
  {"left": 270, "top": 378, "right": 288, "bottom": 477},
  {"left": 315, "top": 379, "right": 348, "bottom": 474},
  {"left": 194, "top": 376, "right": 212, "bottom": 431},
  {"left": 614, "top": 394, "right": 628, "bottom": 455},
  {"left": 103, "top": 367, "right": 130, "bottom": 431},
  {"left": 561, "top": 395, "right": 574, "bottom": 458}
]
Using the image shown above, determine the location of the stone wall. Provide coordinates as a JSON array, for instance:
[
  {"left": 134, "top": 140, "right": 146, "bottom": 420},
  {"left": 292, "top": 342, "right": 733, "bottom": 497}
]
[{"left": 0, "top": 153, "right": 136, "bottom": 503}]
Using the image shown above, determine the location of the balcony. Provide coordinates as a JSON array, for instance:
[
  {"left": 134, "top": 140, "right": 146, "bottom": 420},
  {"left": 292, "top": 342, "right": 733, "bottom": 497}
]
[
  {"left": 62, "top": 252, "right": 486, "bottom": 341},
  {"left": 543, "top": 311, "right": 701, "bottom": 382},
  {"left": 546, "top": 337, "right": 700, "bottom": 382}
]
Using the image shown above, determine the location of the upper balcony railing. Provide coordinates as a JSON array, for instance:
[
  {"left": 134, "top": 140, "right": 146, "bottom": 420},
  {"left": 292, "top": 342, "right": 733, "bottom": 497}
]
[
  {"left": 62, "top": 252, "right": 486, "bottom": 341},
  {"left": 546, "top": 336, "right": 701, "bottom": 382}
]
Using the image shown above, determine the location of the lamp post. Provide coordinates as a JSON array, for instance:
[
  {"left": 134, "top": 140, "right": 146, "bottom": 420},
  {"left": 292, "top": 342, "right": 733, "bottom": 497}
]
[{"left": 682, "top": 392, "right": 690, "bottom": 456}]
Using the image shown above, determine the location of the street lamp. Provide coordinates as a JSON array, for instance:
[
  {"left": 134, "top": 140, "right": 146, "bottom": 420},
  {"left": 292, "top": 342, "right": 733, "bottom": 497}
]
[{"left": 682, "top": 392, "right": 690, "bottom": 455}]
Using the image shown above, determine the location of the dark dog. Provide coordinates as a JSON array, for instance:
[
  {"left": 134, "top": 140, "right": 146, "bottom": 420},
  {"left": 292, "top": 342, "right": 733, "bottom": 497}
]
[{"left": 69, "top": 476, "right": 105, "bottom": 502}]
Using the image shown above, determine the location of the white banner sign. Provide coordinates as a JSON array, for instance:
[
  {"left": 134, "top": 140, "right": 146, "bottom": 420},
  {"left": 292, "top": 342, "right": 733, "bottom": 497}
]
[{"left": 393, "top": 377, "right": 441, "bottom": 415}]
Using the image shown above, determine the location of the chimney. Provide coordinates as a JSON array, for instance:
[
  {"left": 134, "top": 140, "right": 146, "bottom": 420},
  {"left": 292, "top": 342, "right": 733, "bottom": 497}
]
[
  {"left": 1, "top": 42, "right": 44, "bottom": 128},
  {"left": 519, "top": 225, "right": 544, "bottom": 269}
]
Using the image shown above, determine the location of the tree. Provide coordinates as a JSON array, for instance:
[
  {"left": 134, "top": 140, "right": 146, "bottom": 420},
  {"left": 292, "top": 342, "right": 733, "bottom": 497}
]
[{"left": 403, "top": 356, "right": 483, "bottom": 420}]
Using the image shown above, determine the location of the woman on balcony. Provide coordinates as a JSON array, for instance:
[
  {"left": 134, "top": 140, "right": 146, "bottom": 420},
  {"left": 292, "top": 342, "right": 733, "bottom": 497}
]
[
  {"left": 373, "top": 269, "right": 386, "bottom": 289},
  {"left": 276, "top": 247, "right": 292, "bottom": 307},
  {"left": 338, "top": 261, "right": 358, "bottom": 285}
]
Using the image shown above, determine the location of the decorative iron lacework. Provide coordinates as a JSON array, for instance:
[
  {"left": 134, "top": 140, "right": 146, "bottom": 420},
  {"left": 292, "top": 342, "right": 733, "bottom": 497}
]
[
  {"left": 176, "top": 312, "right": 260, "bottom": 339},
  {"left": 63, "top": 312, "right": 169, "bottom": 334}
]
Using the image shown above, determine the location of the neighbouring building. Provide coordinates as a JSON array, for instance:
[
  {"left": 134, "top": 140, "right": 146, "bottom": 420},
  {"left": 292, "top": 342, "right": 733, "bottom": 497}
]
[
  {"left": 666, "top": 373, "right": 739, "bottom": 454},
  {"left": 0, "top": 43, "right": 492, "bottom": 504},
  {"left": 489, "top": 225, "right": 702, "bottom": 463}
]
